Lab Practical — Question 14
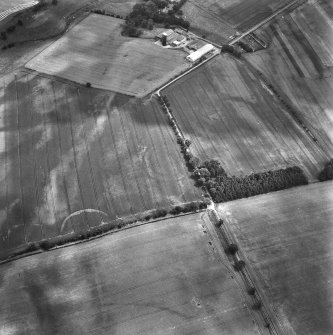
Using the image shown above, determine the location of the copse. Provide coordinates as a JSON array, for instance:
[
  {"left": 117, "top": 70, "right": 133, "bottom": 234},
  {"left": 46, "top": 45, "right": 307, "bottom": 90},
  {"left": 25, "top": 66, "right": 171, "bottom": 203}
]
[{"left": 192, "top": 159, "right": 308, "bottom": 203}]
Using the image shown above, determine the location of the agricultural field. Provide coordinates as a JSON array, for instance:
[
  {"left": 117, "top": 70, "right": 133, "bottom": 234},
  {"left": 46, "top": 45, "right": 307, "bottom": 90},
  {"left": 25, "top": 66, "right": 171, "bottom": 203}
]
[
  {"left": 0, "top": 72, "right": 201, "bottom": 258},
  {"left": 0, "top": 213, "right": 264, "bottom": 335},
  {"left": 182, "top": 0, "right": 296, "bottom": 43},
  {"left": 0, "top": 0, "right": 142, "bottom": 47},
  {"left": 0, "top": 0, "right": 35, "bottom": 13},
  {"left": 163, "top": 54, "right": 331, "bottom": 181},
  {"left": 246, "top": 0, "right": 333, "bottom": 146},
  {"left": 26, "top": 14, "right": 189, "bottom": 97},
  {"left": 218, "top": 181, "right": 333, "bottom": 335},
  {"left": 97, "top": 0, "right": 143, "bottom": 17}
]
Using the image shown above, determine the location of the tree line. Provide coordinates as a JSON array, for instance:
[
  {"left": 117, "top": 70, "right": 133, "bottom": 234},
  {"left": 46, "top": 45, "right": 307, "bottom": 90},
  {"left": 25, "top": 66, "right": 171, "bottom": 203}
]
[{"left": 189, "top": 158, "right": 308, "bottom": 203}]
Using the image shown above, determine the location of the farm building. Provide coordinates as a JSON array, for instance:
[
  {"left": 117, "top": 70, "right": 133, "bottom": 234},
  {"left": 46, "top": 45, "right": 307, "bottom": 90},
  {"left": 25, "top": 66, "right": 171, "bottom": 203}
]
[
  {"left": 186, "top": 44, "right": 215, "bottom": 62},
  {"left": 156, "top": 29, "right": 187, "bottom": 46}
]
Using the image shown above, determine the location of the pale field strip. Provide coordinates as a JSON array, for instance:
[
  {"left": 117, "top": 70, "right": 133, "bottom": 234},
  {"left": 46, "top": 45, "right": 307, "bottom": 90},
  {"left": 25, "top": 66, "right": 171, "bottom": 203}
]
[
  {"left": 25, "top": 14, "right": 190, "bottom": 97},
  {"left": 0, "top": 1, "right": 38, "bottom": 22}
]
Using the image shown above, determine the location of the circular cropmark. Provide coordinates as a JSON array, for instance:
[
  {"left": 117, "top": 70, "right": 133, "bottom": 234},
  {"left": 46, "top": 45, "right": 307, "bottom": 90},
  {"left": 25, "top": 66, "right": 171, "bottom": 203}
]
[{"left": 61, "top": 209, "right": 109, "bottom": 233}]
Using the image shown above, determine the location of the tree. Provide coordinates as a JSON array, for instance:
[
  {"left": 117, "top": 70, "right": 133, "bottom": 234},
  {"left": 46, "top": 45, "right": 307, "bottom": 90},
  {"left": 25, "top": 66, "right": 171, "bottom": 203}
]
[
  {"left": 234, "top": 260, "right": 245, "bottom": 271},
  {"left": 248, "top": 287, "right": 256, "bottom": 296},
  {"left": 227, "top": 243, "right": 238, "bottom": 255},
  {"left": 1, "top": 31, "right": 7, "bottom": 40},
  {"left": 86, "top": 82, "right": 91, "bottom": 88},
  {"left": 161, "top": 34, "right": 167, "bottom": 46},
  {"left": 318, "top": 159, "right": 333, "bottom": 181}
]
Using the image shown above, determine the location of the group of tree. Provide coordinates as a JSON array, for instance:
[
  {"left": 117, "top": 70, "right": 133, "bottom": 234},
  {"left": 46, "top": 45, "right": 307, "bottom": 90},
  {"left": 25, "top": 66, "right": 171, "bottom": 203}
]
[
  {"left": 191, "top": 159, "right": 308, "bottom": 203},
  {"left": 318, "top": 159, "right": 333, "bottom": 181},
  {"left": 221, "top": 44, "right": 242, "bottom": 58},
  {"left": 122, "top": 0, "right": 190, "bottom": 37}
]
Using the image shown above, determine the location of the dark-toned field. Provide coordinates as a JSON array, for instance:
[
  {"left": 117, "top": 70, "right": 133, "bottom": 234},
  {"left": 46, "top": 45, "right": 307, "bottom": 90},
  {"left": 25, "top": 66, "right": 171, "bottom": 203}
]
[
  {"left": 246, "top": 0, "right": 333, "bottom": 147},
  {"left": 218, "top": 181, "right": 333, "bottom": 335},
  {"left": 0, "top": 213, "right": 262, "bottom": 335},
  {"left": 0, "top": 72, "right": 200, "bottom": 257},
  {"left": 163, "top": 54, "right": 331, "bottom": 180},
  {"left": 182, "top": 0, "right": 295, "bottom": 43}
]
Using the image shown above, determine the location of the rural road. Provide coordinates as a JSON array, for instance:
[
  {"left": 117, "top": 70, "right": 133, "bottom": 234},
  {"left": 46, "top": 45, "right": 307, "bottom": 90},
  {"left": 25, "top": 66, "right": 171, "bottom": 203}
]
[
  {"left": 228, "top": 0, "right": 304, "bottom": 45},
  {"left": 155, "top": 0, "right": 304, "bottom": 96}
]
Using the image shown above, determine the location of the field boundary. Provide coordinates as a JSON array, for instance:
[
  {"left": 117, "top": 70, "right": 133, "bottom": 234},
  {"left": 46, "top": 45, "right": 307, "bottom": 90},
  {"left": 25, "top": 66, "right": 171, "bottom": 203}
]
[
  {"left": 0, "top": 203, "right": 208, "bottom": 265},
  {"left": 209, "top": 207, "right": 281, "bottom": 334}
]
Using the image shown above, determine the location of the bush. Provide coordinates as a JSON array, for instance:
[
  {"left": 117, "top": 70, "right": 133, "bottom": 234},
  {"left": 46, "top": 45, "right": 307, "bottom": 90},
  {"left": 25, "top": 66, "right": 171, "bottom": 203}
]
[
  {"left": 152, "top": 209, "right": 168, "bottom": 218},
  {"left": 227, "top": 243, "right": 238, "bottom": 255},
  {"left": 6, "top": 25, "right": 16, "bottom": 34},
  {"left": 318, "top": 159, "right": 333, "bottom": 181},
  {"left": 169, "top": 205, "right": 182, "bottom": 215},
  {"left": 234, "top": 260, "right": 245, "bottom": 271},
  {"left": 248, "top": 287, "right": 256, "bottom": 296},
  {"left": 253, "top": 300, "right": 263, "bottom": 310},
  {"left": 86, "top": 82, "right": 91, "bottom": 88},
  {"left": 17, "top": 20, "right": 23, "bottom": 26},
  {"left": 216, "top": 219, "right": 223, "bottom": 227},
  {"left": 39, "top": 240, "right": 54, "bottom": 250}
]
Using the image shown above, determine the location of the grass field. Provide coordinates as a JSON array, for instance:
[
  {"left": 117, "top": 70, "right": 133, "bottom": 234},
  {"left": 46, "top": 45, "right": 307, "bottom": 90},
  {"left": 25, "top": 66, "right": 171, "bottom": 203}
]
[
  {"left": 246, "top": 0, "right": 333, "bottom": 147},
  {"left": 182, "top": 0, "right": 295, "bottom": 43},
  {"left": 218, "top": 181, "right": 333, "bottom": 335},
  {"left": 25, "top": 14, "right": 189, "bottom": 97},
  {"left": 163, "top": 54, "right": 331, "bottom": 180},
  {"left": 0, "top": 213, "right": 263, "bottom": 335},
  {"left": 0, "top": 72, "right": 200, "bottom": 258}
]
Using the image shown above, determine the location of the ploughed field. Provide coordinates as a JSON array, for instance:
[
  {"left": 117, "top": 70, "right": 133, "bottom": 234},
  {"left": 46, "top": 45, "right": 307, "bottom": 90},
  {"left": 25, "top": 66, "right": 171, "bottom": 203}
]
[
  {"left": 26, "top": 14, "right": 190, "bottom": 97},
  {"left": 0, "top": 72, "right": 200, "bottom": 258},
  {"left": 0, "top": 213, "right": 262, "bottom": 335},
  {"left": 182, "top": 0, "right": 295, "bottom": 43},
  {"left": 246, "top": 0, "right": 333, "bottom": 147},
  {"left": 217, "top": 181, "right": 333, "bottom": 335},
  {"left": 163, "top": 54, "right": 330, "bottom": 180}
]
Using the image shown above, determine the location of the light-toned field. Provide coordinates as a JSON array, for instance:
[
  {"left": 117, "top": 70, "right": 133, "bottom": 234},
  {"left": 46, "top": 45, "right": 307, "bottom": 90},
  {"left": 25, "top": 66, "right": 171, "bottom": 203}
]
[
  {"left": 183, "top": 0, "right": 295, "bottom": 42},
  {"left": 163, "top": 54, "right": 331, "bottom": 180},
  {"left": 26, "top": 14, "right": 190, "bottom": 97},
  {"left": 0, "top": 0, "right": 35, "bottom": 12},
  {"left": 218, "top": 181, "right": 333, "bottom": 335},
  {"left": 0, "top": 213, "right": 263, "bottom": 335},
  {"left": 246, "top": 0, "right": 333, "bottom": 147},
  {"left": 0, "top": 72, "right": 200, "bottom": 258}
]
